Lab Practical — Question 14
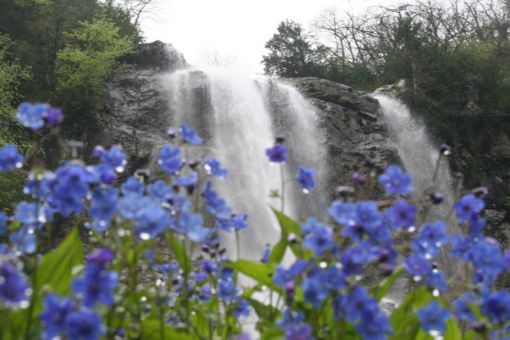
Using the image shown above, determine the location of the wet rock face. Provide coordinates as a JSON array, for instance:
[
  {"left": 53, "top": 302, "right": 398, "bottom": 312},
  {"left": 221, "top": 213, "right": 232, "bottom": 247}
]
[
  {"left": 288, "top": 77, "right": 400, "bottom": 199},
  {"left": 93, "top": 42, "right": 187, "bottom": 173}
]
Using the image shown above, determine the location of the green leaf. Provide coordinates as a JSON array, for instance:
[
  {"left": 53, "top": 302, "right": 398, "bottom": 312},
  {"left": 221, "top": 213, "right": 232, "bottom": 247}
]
[
  {"left": 142, "top": 319, "right": 194, "bottom": 340},
  {"left": 261, "top": 327, "right": 285, "bottom": 340},
  {"left": 271, "top": 208, "right": 301, "bottom": 235},
  {"left": 372, "top": 266, "right": 404, "bottom": 301},
  {"left": 245, "top": 296, "right": 280, "bottom": 321},
  {"left": 269, "top": 239, "right": 287, "bottom": 263},
  {"left": 37, "top": 227, "right": 84, "bottom": 295},
  {"left": 224, "top": 259, "right": 280, "bottom": 293},
  {"left": 389, "top": 288, "right": 432, "bottom": 340},
  {"left": 168, "top": 234, "right": 192, "bottom": 273},
  {"left": 444, "top": 318, "right": 462, "bottom": 340}
]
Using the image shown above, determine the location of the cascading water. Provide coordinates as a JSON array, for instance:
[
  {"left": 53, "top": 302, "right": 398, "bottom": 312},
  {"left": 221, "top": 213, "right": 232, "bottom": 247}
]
[
  {"left": 160, "top": 65, "right": 326, "bottom": 261},
  {"left": 373, "top": 93, "right": 456, "bottom": 211}
]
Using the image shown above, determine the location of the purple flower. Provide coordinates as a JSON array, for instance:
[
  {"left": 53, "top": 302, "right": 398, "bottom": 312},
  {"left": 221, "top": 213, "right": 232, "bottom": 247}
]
[
  {"left": 296, "top": 166, "right": 316, "bottom": 192},
  {"left": 180, "top": 124, "right": 203, "bottom": 145},
  {"left": 379, "top": 165, "right": 412, "bottom": 196},
  {"left": 40, "top": 294, "right": 75, "bottom": 340},
  {"left": 285, "top": 323, "right": 313, "bottom": 340},
  {"left": 0, "top": 145, "right": 23, "bottom": 172},
  {"left": 86, "top": 248, "right": 115, "bottom": 267},
  {"left": 16, "top": 102, "right": 48, "bottom": 130},
  {"left": 159, "top": 145, "right": 183, "bottom": 174},
  {"left": 417, "top": 301, "right": 451, "bottom": 335},
  {"left": 265, "top": 144, "right": 288, "bottom": 163},
  {"left": 384, "top": 199, "right": 416, "bottom": 230},
  {"left": 0, "top": 261, "right": 30, "bottom": 307},
  {"left": 454, "top": 194, "right": 485, "bottom": 222},
  {"left": 65, "top": 308, "right": 103, "bottom": 340},
  {"left": 204, "top": 158, "right": 228, "bottom": 178},
  {"left": 45, "top": 107, "right": 63, "bottom": 126}
]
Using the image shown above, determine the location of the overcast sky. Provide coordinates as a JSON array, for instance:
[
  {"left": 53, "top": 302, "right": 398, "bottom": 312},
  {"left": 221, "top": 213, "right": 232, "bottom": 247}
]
[{"left": 141, "top": 0, "right": 404, "bottom": 73}]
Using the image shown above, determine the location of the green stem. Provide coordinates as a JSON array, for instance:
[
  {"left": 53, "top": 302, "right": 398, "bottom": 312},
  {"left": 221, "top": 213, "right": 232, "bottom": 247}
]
[
  {"left": 24, "top": 257, "right": 38, "bottom": 340},
  {"left": 280, "top": 165, "right": 285, "bottom": 214}
]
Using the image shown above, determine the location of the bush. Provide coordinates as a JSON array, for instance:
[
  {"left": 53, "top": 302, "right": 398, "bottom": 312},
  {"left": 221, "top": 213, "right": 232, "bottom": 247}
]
[{"left": 0, "top": 102, "right": 509, "bottom": 339}]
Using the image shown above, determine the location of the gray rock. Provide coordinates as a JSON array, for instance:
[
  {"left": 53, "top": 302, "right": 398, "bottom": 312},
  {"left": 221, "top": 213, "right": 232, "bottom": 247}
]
[{"left": 288, "top": 77, "right": 399, "bottom": 200}]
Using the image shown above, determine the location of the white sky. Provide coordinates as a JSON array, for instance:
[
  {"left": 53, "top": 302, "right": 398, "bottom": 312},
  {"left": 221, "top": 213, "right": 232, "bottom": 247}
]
[{"left": 141, "top": 0, "right": 404, "bottom": 73}]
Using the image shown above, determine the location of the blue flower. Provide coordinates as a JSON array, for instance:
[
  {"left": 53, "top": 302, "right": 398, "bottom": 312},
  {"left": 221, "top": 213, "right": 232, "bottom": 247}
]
[
  {"left": 134, "top": 201, "right": 173, "bottom": 240},
  {"left": 16, "top": 102, "right": 48, "bottom": 130},
  {"left": 302, "top": 275, "right": 328, "bottom": 308},
  {"left": 235, "top": 299, "right": 250, "bottom": 318},
  {"left": 0, "top": 212, "right": 7, "bottom": 235},
  {"left": 0, "top": 261, "right": 30, "bottom": 307},
  {"left": 178, "top": 213, "right": 210, "bottom": 243},
  {"left": 72, "top": 265, "right": 118, "bottom": 307},
  {"left": 93, "top": 145, "right": 127, "bottom": 173},
  {"left": 273, "top": 261, "right": 309, "bottom": 286},
  {"left": 385, "top": 199, "right": 416, "bottom": 230},
  {"left": 303, "top": 224, "right": 334, "bottom": 257},
  {"left": 427, "top": 270, "right": 448, "bottom": 293},
  {"left": 452, "top": 293, "right": 476, "bottom": 322},
  {"left": 40, "top": 293, "right": 75, "bottom": 340},
  {"left": 328, "top": 201, "right": 356, "bottom": 226},
  {"left": 65, "top": 308, "right": 103, "bottom": 340},
  {"left": 0, "top": 145, "right": 23, "bottom": 172},
  {"left": 417, "top": 301, "right": 451, "bottom": 335},
  {"left": 412, "top": 221, "right": 449, "bottom": 259},
  {"left": 285, "top": 323, "right": 313, "bottom": 340},
  {"left": 48, "top": 164, "right": 94, "bottom": 217},
  {"left": 14, "top": 201, "right": 44, "bottom": 229},
  {"left": 481, "top": 291, "right": 510, "bottom": 324},
  {"left": 296, "top": 166, "right": 316, "bottom": 192},
  {"left": 341, "top": 201, "right": 382, "bottom": 240},
  {"left": 344, "top": 286, "right": 379, "bottom": 323},
  {"left": 341, "top": 245, "right": 378, "bottom": 276},
  {"left": 159, "top": 145, "right": 183, "bottom": 174},
  {"left": 202, "top": 181, "right": 231, "bottom": 219},
  {"left": 378, "top": 165, "right": 412, "bottom": 196},
  {"left": 121, "top": 176, "right": 144, "bottom": 195},
  {"left": 265, "top": 144, "right": 288, "bottom": 163},
  {"left": 204, "top": 158, "right": 228, "bottom": 178},
  {"left": 89, "top": 187, "right": 117, "bottom": 232},
  {"left": 10, "top": 227, "right": 37, "bottom": 254},
  {"left": 180, "top": 124, "right": 203, "bottom": 145},
  {"left": 454, "top": 194, "right": 485, "bottom": 222},
  {"left": 470, "top": 238, "right": 504, "bottom": 281},
  {"left": 176, "top": 171, "right": 198, "bottom": 192},
  {"left": 403, "top": 254, "right": 432, "bottom": 279},
  {"left": 86, "top": 248, "right": 115, "bottom": 267},
  {"left": 147, "top": 180, "right": 173, "bottom": 201}
]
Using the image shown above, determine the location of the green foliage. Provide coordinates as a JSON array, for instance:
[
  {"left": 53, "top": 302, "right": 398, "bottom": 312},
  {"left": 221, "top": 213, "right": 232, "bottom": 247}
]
[
  {"left": 262, "top": 20, "right": 329, "bottom": 78},
  {"left": 56, "top": 17, "right": 133, "bottom": 107}
]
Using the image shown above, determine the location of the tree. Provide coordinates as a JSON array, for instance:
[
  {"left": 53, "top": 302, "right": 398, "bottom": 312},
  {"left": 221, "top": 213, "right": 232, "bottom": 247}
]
[
  {"left": 262, "top": 20, "right": 328, "bottom": 78},
  {"left": 55, "top": 16, "right": 133, "bottom": 132}
]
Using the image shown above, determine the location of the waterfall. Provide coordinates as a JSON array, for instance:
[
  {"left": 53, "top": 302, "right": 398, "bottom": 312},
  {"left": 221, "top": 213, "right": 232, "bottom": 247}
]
[
  {"left": 160, "top": 66, "right": 326, "bottom": 261},
  {"left": 373, "top": 93, "right": 456, "bottom": 216}
]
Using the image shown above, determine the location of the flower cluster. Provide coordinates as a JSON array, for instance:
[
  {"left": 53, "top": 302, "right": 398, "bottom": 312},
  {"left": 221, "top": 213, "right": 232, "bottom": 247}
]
[{"left": 1, "top": 104, "right": 510, "bottom": 340}]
